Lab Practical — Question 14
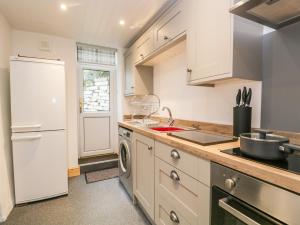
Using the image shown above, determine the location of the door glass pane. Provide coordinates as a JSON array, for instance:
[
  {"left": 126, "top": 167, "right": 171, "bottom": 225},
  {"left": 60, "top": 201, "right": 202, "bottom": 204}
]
[
  {"left": 83, "top": 69, "right": 110, "bottom": 112},
  {"left": 120, "top": 145, "right": 128, "bottom": 172}
]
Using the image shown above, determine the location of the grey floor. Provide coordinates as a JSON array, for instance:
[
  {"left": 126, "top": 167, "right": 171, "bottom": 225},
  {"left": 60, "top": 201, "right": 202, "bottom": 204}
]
[{"left": 1, "top": 176, "right": 150, "bottom": 225}]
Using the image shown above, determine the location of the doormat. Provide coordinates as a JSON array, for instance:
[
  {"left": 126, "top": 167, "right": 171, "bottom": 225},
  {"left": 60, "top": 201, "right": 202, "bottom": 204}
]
[{"left": 85, "top": 167, "right": 119, "bottom": 184}]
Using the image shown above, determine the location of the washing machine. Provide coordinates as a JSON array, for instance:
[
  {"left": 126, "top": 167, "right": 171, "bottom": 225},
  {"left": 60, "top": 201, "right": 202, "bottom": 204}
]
[{"left": 118, "top": 126, "right": 133, "bottom": 198}]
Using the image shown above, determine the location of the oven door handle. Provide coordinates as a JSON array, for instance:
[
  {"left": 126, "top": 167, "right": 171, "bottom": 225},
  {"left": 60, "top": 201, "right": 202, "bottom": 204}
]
[{"left": 219, "top": 197, "right": 261, "bottom": 225}]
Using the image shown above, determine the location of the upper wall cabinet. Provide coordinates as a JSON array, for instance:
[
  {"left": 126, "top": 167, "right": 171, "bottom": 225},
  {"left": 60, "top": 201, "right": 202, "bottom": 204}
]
[
  {"left": 124, "top": 48, "right": 135, "bottom": 96},
  {"left": 134, "top": 28, "right": 155, "bottom": 64},
  {"left": 186, "top": 0, "right": 263, "bottom": 85},
  {"left": 124, "top": 47, "right": 153, "bottom": 96},
  {"left": 153, "top": 0, "right": 186, "bottom": 49}
]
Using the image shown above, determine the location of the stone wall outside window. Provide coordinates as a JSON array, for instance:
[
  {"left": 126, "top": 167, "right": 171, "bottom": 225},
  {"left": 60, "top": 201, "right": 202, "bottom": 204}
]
[{"left": 83, "top": 69, "right": 110, "bottom": 112}]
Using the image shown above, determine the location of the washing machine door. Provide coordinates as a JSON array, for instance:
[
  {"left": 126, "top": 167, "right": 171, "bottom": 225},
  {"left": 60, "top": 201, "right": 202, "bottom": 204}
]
[{"left": 119, "top": 140, "right": 131, "bottom": 178}]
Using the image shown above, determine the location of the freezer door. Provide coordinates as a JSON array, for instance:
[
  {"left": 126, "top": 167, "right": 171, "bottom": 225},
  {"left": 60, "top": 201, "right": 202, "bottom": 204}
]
[
  {"left": 12, "top": 130, "right": 68, "bottom": 204},
  {"left": 10, "top": 59, "right": 66, "bottom": 132}
]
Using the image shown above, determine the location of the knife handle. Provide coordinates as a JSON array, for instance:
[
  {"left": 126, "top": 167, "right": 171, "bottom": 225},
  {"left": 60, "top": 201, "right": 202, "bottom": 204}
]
[
  {"left": 246, "top": 88, "right": 252, "bottom": 106},
  {"left": 242, "top": 87, "right": 247, "bottom": 106},
  {"left": 236, "top": 89, "right": 241, "bottom": 106}
]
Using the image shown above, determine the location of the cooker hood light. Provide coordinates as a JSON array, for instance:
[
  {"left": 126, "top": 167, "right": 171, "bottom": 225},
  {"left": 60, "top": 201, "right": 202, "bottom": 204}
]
[{"left": 230, "top": 0, "right": 300, "bottom": 29}]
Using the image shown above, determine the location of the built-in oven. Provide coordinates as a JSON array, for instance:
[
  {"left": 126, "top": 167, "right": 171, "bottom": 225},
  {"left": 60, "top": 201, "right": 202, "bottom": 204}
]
[{"left": 211, "top": 163, "right": 300, "bottom": 225}]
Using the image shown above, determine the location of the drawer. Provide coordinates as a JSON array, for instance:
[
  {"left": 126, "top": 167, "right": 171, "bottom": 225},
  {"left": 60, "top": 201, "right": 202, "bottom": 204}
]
[
  {"left": 155, "top": 141, "right": 210, "bottom": 186},
  {"left": 156, "top": 194, "right": 196, "bottom": 225},
  {"left": 154, "top": 0, "right": 186, "bottom": 49},
  {"left": 155, "top": 158, "right": 210, "bottom": 225}
]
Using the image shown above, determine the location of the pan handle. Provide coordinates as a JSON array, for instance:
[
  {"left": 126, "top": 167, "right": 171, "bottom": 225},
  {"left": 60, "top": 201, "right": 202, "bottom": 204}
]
[
  {"left": 279, "top": 143, "right": 300, "bottom": 154},
  {"left": 255, "top": 129, "right": 273, "bottom": 139}
]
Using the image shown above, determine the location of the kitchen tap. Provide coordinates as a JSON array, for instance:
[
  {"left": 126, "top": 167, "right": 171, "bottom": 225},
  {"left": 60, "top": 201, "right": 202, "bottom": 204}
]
[{"left": 162, "top": 106, "right": 175, "bottom": 126}]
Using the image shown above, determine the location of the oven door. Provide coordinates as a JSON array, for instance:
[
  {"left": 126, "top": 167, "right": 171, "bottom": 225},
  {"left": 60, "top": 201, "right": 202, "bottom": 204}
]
[{"left": 211, "top": 186, "right": 286, "bottom": 225}]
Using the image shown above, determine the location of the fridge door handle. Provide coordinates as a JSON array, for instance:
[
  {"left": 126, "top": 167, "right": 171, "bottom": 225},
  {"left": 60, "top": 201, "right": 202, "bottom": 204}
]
[
  {"left": 11, "top": 124, "right": 42, "bottom": 132},
  {"left": 11, "top": 135, "right": 42, "bottom": 141}
]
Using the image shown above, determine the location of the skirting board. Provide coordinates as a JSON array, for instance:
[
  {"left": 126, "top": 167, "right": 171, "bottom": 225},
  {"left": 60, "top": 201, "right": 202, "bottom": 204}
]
[{"left": 68, "top": 167, "right": 80, "bottom": 177}]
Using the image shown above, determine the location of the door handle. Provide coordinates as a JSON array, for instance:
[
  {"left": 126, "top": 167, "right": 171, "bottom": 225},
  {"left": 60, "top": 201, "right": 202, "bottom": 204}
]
[
  {"left": 219, "top": 198, "right": 260, "bottom": 225},
  {"left": 79, "top": 98, "right": 83, "bottom": 113},
  {"left": 11, "top": 135, "right": 42, "bottom": 141}
]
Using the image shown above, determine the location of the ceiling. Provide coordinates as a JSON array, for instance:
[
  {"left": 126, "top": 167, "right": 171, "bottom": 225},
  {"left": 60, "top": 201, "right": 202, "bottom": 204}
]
[{"left": 0, "top": 0, "right": 169, "bottom": 48}]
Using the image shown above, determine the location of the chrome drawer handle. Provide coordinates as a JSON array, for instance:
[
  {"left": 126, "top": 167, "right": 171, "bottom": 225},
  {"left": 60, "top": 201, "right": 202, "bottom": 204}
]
[
  {"left": 170, "top": 149, "right": 180, "bottom": 160},
  {"left": 148, "top": 146, "right": 153, "bottom": 151},
  {"left": 170, "top": 170, "right": 180, "bottom": 182},
  {"left": 169, "top": 210, "right": 180, "bottom": 223}
]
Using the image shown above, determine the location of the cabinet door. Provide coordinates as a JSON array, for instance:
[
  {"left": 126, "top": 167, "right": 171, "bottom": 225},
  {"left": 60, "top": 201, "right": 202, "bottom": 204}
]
[
  {"left": 154, "top": 0, "right": 186, "bottom": 49},
  {"left": 124, "top": 50, "right": 134, "bottom": 96},
  {"left": 133, "top": 133, "right": 155, "bottom": 220},
  {"left": 135, "top": 29, "right": 154, "bottom": 63},
  {"left": 186, "top": 0, "right": 232, "bottom": 83}
]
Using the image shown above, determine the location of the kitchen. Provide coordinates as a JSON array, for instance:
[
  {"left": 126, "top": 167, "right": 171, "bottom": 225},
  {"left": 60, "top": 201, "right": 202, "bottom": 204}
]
[{"left": 0, "top": 0, "right": 300, "bottom": 225}]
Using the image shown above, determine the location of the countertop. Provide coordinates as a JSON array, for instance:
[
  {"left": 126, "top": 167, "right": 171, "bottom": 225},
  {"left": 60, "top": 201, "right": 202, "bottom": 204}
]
[{"left": 119, "top": 121, "right": 300, "bottom": 194}]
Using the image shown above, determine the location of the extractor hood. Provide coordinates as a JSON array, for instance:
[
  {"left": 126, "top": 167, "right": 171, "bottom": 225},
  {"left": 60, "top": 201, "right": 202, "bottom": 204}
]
[{"left": 230, "top": 0, "right": 300, "bottom": 29}]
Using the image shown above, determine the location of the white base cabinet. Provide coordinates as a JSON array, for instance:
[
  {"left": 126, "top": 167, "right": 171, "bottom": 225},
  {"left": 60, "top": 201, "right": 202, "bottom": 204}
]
[
  {"left": 132, "top": 133, "right": 155, "bottom": 220},
  {"left": 132, "top": 133, "right": 211, "bottom": 225}
]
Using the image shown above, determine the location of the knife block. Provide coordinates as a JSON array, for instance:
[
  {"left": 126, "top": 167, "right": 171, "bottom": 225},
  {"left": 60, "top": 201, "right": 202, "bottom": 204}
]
[{"left": 233, "top": 106, "right": 252, "bottom": 137}]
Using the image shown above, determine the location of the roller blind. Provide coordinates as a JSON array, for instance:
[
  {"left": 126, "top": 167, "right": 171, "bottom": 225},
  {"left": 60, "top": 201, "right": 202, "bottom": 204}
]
[{"left": 77, "top": 43, "right": 117, "bottom": 65}]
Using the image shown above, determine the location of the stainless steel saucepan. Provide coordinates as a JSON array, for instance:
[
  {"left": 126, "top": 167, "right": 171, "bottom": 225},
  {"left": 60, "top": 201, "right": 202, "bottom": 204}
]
[{"left": 240, "top": 129, "right": 300, "bottom": 160}]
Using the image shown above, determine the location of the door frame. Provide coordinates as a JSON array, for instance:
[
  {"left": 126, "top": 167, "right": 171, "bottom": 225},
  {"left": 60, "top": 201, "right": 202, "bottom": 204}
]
[{"left": 77, "top": 63, "right": 117, "bottom": 158}]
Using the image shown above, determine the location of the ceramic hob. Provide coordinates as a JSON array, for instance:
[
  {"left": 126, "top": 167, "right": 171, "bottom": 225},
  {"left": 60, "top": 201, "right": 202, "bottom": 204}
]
[{"left": 222, "top": 148, "right": 300, "bottom": 175}]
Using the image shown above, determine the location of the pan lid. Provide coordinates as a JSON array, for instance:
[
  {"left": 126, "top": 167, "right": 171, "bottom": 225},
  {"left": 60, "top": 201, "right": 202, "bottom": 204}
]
[{"left": 240, "top": 129, "right": 289, "bottom": 143}]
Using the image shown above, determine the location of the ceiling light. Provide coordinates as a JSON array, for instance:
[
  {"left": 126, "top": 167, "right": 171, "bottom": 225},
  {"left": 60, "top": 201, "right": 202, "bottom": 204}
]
[
  {"left": 60, "top": 3, "right": 67, "bottom": 11},
  {"left": 119, "top": 20, "right": 125, "bottom": 26}
]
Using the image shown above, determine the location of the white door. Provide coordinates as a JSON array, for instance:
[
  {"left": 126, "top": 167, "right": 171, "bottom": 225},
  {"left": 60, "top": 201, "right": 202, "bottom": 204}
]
[{"left": 79, "top": 65, "right": 115, "bottom": 157}]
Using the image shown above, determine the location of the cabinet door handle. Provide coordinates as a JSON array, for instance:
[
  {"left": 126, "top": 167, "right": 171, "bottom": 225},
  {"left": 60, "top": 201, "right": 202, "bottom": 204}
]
[
  {"left": 148, "top": 146, "right": 153, "bottom": 151},
  {"left": 170, "top": 170, "right": 180, "bottom": 182},
  {"left": 169, "top": 210, "right": 180, "bottom": 224},
  {"left": 140, "top": 54, "right": 144, "bottom": 58},
  {"left": 164, "top": 36, "right": 169, "bottom": 40},
  {"left": 170, "top": 149, "right": 180, "bottom": 160},
  {"left": 187, "top": 68, "right": 192, "bottom": 73}
]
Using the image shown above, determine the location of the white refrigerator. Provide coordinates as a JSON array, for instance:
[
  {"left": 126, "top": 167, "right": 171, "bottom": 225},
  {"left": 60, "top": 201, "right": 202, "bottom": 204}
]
[{"left": 10, "top": 56, "right": 68, "bottom": 204}]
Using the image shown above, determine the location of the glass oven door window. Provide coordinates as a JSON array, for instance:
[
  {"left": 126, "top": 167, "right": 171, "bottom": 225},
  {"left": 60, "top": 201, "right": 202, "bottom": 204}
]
[{"left": 211, "top": 187, "right": 286, "bottom": 225}]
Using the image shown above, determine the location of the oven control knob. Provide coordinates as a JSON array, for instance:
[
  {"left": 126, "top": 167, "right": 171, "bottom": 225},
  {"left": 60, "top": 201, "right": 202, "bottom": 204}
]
[{"left": 225, "top": 178, "right": 236, "bottom": 190}]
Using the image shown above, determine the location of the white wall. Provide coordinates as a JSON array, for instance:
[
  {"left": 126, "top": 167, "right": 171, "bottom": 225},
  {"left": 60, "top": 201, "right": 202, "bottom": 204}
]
[
  {"left": 0, "top": 13, "right": 14, "bottom": 222},
  {"left": 11, "top": 30, "right": 79, "bottom": 168},
  {"left": 153, "top": 44, "right": 262, "bottom": 128}
]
